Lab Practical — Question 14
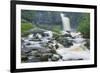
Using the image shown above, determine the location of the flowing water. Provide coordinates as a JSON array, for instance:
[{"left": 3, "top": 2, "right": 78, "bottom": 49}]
[
  {"left": 21, "top": 30, "right": 90, "bottom": 62},
  {"left": 60, "top": 13, "right": 71, "bottom": 31},
  {"left": 21, "top": 13, "right": 90, "bottom": 62}
]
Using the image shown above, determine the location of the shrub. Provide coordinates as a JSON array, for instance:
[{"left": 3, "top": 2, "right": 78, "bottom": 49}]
[
  {"left": 77, "top": 13, "right": 90, "bottom": 38},
  {"left": 21, "top": 22, "right": 37, "bottom": 33}
]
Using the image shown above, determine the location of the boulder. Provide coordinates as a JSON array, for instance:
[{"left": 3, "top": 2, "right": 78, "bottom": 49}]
[{"left": 51, "top": 54, "right": 61, "bottom": 61}]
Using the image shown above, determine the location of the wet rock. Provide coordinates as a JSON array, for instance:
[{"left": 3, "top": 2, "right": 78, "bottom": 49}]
[
  {"left": 57, "top": 37, "right": 73, "bottom": 48},
  {"left": 21, "top": 56, "right": 28, "bottom": 62},
  {"left": 28, "top": 56, "right": 40, "bottom": 62},
  {"left": 31, "top": 50, "right": 38, "bottom": 56},
  {"left": 51, "top": 54, "right": 61, "bottom": 61},
  {"left": 21, "top": 29, "right": 90, "bottom": 62},
  {"left": 40, "top": 54, "right": 49, "bottom": 61},
  {"left": 84, "top": 39, "right": 90, "bottom": 49},
  {"left": 38, "top": 48, "right": 51, "bottom": 53}
]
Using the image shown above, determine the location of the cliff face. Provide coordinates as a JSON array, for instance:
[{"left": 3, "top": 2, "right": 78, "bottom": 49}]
[
  {"left": 22, "top": 10, "right": 84, "bottom": 31},
  {"left": 32, "top": 11, "right": 62, "bottom": 25}
]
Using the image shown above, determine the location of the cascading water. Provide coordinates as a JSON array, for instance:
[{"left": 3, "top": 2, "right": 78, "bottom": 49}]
[
  {"left": 60, "top": 13, "right": 71, "bottom": 31},
  {"left": 21, "top": 13, "right": 90, "bottom": 62}
]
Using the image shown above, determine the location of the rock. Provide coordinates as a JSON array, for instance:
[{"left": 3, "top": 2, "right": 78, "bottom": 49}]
[
  {"left": 35, "top": 33, "right": 42, "bottom": 39},
  {"left": 32, "top": 52, "right": 41, "bottom": 57},
  {"left": 28, "top": 56, "right": 40, "bottom": 62},
  {"left": 70, "top": 32, "right": 81, "bottom": 38},
  {"left": 24, "top": 43, "right": 44, "bottom": 51},
  {"left": 73, "top": 37, "right": 85, "bottom": 44},
  {"left": 21, "top": 55, "right": 28, "bottom": 62},
  {"left": 50, "top": 49, "right": 57, "bottom": 54},
  {"left": 38, "top": 48, "right": 51, "bottom": 53},
  {"left": 43, "top": 31, "right": 53, "bottom": 38},
  {"left": 57, "top": 37, "right": 73, "bottom": 48},
  {"left": 51, "top": 54, "right": 60, "bottom": 61},
  {"left": 21, "top": 29, "right": 90, "bottom": 62},
  {"left": 84, "top": 39, "right": 90, "bottom": 49},
  {"left": 40, "top": 54, "right": 49, "bottom": 61},
  {"left": 28, "top": 34, "right": 34, "bottom": 39},
  {"left": 31, "top": 50, "right": 38, "bottom": 56}
]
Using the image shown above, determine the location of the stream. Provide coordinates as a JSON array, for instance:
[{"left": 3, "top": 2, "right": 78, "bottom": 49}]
[
  {"left": 21, "top": 30, "right": 90, "bottom": 63},
  {"left": 21, "top": 13, "right": 90, "bottom": 63}
]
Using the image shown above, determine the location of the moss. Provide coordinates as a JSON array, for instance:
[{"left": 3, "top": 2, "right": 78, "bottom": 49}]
[
  {"left": 21, "top": 56, "right": 28, "bottom": 62},
  {"left": 21, "top": 22, "right": 33, "bottom": 33}
]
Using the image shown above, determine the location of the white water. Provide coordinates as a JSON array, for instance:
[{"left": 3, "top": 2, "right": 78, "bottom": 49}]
[
  {"left": 22, "top": 30, "right": 90, "bottom": 61},
  {"left": 56, "top": 31, "right": 90, "bottom": 60},
  {"left": 60, "top": 13, "right": 71, "bottom": 31},
  {"left": 56, "top": 43, "right": 90, "bottom": 60}
]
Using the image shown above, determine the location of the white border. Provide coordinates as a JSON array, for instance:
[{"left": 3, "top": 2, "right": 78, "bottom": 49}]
[{"left": 16, "top": 5, "right": 95, "bottom": 69}]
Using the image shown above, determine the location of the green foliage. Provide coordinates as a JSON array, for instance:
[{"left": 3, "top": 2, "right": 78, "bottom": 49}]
[
  {"left": 21, "top": 22, "right": 33, "bottom": 33},
  {"left": 77, "top": 13, "right": 90, "bottom": 38},
  {"left": 52, "top": 25, "right": 62, "bottom": 34},
  {"left": 53, "top": 32, "right": 60, "bottom": 40},
  {"left": 36, "top": 24, "right": 51, "bottom": 30},
  {"left": 52, "top": 25, "right": 62, "bottom": 40}
]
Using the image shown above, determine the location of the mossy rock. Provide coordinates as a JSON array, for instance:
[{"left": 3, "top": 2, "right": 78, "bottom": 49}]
[{"left": 21, "top": 56, "right": 28, "bottom": 62}]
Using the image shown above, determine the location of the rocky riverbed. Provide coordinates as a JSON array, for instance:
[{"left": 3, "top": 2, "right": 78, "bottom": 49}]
[{"left": 21, "top": 29, "right": 90, "bottom": 63}]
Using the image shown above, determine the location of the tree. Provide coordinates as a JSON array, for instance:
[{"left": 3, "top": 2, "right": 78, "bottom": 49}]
[{"left": 77, "top": 13, "right": 90, "bottom": 38}]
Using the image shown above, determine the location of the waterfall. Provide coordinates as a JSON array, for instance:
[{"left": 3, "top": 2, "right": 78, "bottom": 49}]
[{"left": 60, "top": 13, "right": 71, "bottom": 31}]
